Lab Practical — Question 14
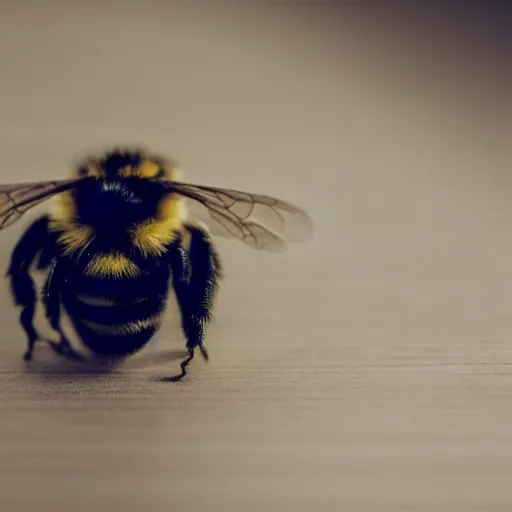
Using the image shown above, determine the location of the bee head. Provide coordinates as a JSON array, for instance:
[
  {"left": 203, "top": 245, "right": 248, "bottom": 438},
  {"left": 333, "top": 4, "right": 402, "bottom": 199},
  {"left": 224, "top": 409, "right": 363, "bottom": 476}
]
[
  {"left": 77, "top": 148, "right": 168, "bottom": 180},
  {"left": 69, "top": 148, "right": 182, "bottom": 244}
]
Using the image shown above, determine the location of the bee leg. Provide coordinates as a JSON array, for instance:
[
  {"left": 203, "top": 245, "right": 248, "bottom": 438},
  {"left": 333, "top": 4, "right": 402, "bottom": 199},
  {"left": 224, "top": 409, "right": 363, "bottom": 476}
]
[
  {"left": 159, "top": 348, "right": 196, "bottom": 383},
  {"left": 20, "top": 303, "right": 37, "bottom": 361},
  {"left": 162, "top": 226, "right": 222, "bottom": 382},
  {"left": 42, "top": 260, "right": 85, "bottom": 362},
  {"left": 5, "top": 216, "right": 55, "bottom": 361}
]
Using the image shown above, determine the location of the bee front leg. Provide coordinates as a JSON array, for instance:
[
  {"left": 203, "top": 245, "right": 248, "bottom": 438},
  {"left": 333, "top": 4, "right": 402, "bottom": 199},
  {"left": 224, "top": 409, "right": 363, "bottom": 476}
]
[{"left": 163, "top": 226, "right": 223, "bottom": 382}]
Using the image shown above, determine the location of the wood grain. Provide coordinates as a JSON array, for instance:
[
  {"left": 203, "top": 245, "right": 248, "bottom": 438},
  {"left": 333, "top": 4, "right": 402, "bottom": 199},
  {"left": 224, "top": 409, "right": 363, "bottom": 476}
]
[{"left": 0, "top": 2, "right": 511, "bottom": 510}]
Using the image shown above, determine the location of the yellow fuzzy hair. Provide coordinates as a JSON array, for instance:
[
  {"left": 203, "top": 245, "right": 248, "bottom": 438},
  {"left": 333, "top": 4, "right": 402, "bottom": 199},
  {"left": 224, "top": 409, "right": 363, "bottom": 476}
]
[
  {"left": 117, "top": 160, "right": 161, "bottom": 178},
  {"left": 48, "top": 189, "right": 94, "bottom": 255},
  {"left": 84, "top": 252, "right": 140, "bottom": 278},
  {"left": 130, "top": 165, "right": 188, "bottom": 256}
]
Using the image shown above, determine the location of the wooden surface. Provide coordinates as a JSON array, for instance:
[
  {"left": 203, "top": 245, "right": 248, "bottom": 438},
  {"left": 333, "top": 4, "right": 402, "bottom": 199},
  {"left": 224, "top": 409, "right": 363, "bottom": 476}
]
[{"left": 1, "top": 2, "right": 512, "bottom": 510}]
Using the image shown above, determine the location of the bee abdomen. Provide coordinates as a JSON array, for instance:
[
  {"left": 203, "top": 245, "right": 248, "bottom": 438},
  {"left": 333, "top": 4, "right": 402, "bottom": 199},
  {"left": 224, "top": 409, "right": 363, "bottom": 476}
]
[{"left": 60, "top": 255, "right": 171, "bottom": 357}]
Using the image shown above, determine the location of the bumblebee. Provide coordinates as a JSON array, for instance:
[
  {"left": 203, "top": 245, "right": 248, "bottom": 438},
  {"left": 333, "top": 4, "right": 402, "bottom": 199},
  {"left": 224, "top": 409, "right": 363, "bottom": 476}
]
[{"left": 1, "top": 147, "right": 313, "bottom": 381}]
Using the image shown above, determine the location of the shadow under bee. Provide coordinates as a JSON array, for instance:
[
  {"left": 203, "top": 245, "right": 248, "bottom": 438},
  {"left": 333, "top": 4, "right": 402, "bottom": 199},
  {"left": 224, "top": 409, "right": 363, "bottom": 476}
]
[{"left": 21, "top": 342, "right": 189, "bottom": 380}]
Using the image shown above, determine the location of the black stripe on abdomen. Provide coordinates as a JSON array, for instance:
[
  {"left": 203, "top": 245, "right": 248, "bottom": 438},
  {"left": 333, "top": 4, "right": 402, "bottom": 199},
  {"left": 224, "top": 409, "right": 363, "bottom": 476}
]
[{"left": 71, "top": 320, "right": 159, "bottom": 357}]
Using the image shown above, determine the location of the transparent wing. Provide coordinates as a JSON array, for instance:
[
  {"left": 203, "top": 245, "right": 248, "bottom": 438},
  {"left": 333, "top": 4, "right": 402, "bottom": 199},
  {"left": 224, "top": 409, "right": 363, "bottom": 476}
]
[
  {"left": 162, "top": 180, "right": 314, "bottom": 252},
  {"left": 0, "top": 179, "right": 82, "bottom": 230}
]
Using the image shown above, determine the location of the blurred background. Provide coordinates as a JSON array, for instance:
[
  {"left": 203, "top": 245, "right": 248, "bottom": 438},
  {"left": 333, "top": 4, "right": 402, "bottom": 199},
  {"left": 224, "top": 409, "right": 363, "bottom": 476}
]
[{"left": 0, "top": 1, "right": 511, "bottom": 510}]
